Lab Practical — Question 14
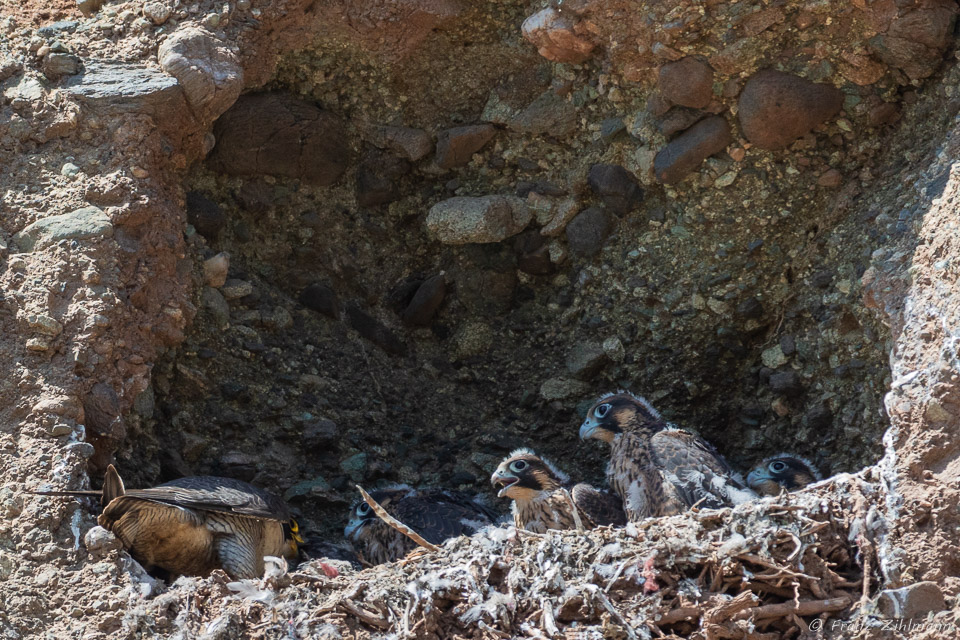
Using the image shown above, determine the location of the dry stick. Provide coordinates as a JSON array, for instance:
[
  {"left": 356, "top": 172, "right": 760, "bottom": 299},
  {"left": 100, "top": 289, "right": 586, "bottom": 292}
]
[
  {"left": 736, "top": 554, "right": 816, "bottom": 580},
  {"left": 478, "top": 621, "right": 510, "bottom": 638},
  {"left": 800, "top": 521, "right": 830, "bottom": 537},
  {"left": 732, "top": 596, "right": 852, "bottom": 622},
  {"left": 540, "top": 597, "right": 559, "bottom": 637},
  {"left": 356, "top": 485, "right": 440, "bottom": 552},
  {"left": 781, "top": 531, "right": 803, "bottom": 562},
  {"left": 604, "top": 558, "right": 632, "bottom": 593},
  {"left": 655, "top": 606, "right": 701, "bottom": 625},
  {"left": 707, "top": 591, "right": 760, "bottom": 624},
  {"left": 857, "top": 532, "right": 872, "bottom": 607},
  {"left": 593, "top": 590, "right": 638, "bottom": 640},
  {"left": 339, "top": 600, "right": 392, "bottom": 630}
]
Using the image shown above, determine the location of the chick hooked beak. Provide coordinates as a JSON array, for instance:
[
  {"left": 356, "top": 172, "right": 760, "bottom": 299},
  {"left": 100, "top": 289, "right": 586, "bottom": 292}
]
[
  {"left": 579, "top": 416, "right": 600, "bottom": 440},
  {"left": 490, "top": 469, "right": 518, "bottom": 498},
  {"left": 746, "top": 468, "right": 771, "bottom": 488},
  {"left": 746, "top": 469, "right": 782, "bottom": 496},
  {"left": 343, "top": 520, "right": 359, "bottom": 540}
]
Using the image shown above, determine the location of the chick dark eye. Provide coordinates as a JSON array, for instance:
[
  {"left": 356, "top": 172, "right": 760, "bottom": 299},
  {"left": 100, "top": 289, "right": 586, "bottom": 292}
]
[
  {"left": 357, "top": 503, "right": 371, "bottom": 516},
  {"left": 595, "top": 403, "right": 611, "bottom": 418},
  {"left": 771, "top": 461, "right": 787, "bottom": 472},
  {"left": 511, "top": 460, "right": 528, "bottom": 472}
]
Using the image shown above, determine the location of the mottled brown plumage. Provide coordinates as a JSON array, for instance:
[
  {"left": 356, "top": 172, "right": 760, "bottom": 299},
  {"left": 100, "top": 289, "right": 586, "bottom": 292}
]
[
  {"left": 491, "top": 448, "right": 626, "bottom": 532},
  {"left": 344, "top": 485, "right": 500, "bottom": 564},
  {"left": 34, "top": 465, "right": 301, "bottom": 579},
  {"left": 580, "top": 392, "right": 756, "bottom": 521},
  {"left": 747, "top": 454, "right": 822, "bottom": 496}
]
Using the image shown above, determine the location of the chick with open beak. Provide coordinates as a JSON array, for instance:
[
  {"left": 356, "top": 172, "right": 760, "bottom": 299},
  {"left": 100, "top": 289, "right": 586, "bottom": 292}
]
[{"left": 491, "top": 448, "right": 626, "bottom": 532}]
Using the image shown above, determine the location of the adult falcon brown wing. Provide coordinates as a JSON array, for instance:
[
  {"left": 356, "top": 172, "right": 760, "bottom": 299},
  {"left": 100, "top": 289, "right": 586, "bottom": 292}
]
[{"left": 119, "top": 475, "right": 292, "bottom": 521}]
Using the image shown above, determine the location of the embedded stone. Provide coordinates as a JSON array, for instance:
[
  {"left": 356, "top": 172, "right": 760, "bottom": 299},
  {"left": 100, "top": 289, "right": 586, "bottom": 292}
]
[
  {"left": 654, "top": 116, "right": 732, "bottom": 184},
  {"left": 203, "top": 253, "right": 230, "bottom": 287},
  {"left": 300, "top": 283, "right": 340, "bottom": 318},
  {"left": 42, "top": 53, "right": 80, "bottom": 78},
  {"left": 658, "top": 57, "right": 713, "bottom": 109},
  {"left": 158, "top": 27, "right": 242, "bottom": 122},
  {"left": 209, "top": 94, "right": 350, "bottom": 186},
  {"left": 400, "top": 275, "right": 446, "bottom": 326},
  {"left": 521, "top": 8, "right": 594, "bottom": 64},
  {"left": 738, "top": 70, "right": 843, "bottom": 150},
  {"left": 13, "top": 206, "right": 113, "bottom": 252},
  {"left": 368, "top": 125, "right": 433, "bottom": 161},
  {"left": 435, "top": 125, "right": 496, "bottom": 169},
  {"left": 868, "top": 5, "right": 956, "bottom": 81},
  {"left": 83, "top": 383, "right": 123, "bottom": 438},
  {"left": 482, "top": 88, "right": 577, "bottom": 137},
  {"left": 566, "top": 207, "right": 615, "bottom": 258},
  {"left": 63, "top": 60, "right": 181, "bottom": 117},
  {"left": 565, "top": 342, "right": 609, "bottom": 379},
  {"left": 587, "top": 164, "right": 643, "bottom": 215},
  {"left": 426, "top": 195, "right": 531, "bottom": 244},
  {"left": 186, "top": 191, "right": 226, "bottom": 239}
]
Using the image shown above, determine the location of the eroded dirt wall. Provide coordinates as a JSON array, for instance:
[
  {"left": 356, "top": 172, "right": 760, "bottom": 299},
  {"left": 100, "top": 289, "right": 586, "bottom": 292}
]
[{"left": 1, "top": 0, "right": 959, "bottom": 638}]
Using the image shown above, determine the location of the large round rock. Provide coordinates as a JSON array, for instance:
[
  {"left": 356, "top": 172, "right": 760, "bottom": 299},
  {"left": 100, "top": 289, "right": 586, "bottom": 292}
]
[
  {"left": 738, "top": 70, "right": 843, "bottom": 150},
  {"left": 209, "top": 94, "right": 349, "bottom": 186}
]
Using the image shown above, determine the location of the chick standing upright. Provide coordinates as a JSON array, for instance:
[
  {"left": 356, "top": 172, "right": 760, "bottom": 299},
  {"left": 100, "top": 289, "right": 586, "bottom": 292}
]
[{"left": 579, "top": 391, "right": 756, "bottom": 521}]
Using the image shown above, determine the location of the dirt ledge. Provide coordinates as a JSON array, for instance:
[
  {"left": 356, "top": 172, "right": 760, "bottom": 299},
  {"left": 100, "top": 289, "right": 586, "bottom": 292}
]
[{"left": 3, "top": 0, "right": 960, "bottom": 638}]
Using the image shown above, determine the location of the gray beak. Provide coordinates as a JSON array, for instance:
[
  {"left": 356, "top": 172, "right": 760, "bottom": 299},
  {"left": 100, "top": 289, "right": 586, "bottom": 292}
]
[
  {"left": 490, "top": 469, "right": 518, "bottom": 498},
  {"left": 579, "top": 417, "right": 599, "bottom": 440},
  {"left": 746, "top": 469, "right": 769, "bottom": 488}
]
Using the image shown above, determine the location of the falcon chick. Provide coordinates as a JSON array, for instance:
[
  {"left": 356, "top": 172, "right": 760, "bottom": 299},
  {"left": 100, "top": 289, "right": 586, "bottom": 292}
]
[
  {"left": 344, "top": 485, "right": 500, "bottom": 564},
  {"left": 34, "top": 465, "right": 302, "bottom": 579},
  {"left": 491, "top": 448, "right": 626, "bottom": 532},
  {"left": 747, "top": 454, "right": 822, "bottom": 495},
  {"left": 579, "top": 391, "right": 756, "bottom": 521}
]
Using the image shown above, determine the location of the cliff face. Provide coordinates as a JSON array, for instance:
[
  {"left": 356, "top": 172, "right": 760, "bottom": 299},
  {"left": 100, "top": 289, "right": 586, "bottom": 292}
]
[{"left": 2, "top": 0, "right": 960, "bottom": 637}]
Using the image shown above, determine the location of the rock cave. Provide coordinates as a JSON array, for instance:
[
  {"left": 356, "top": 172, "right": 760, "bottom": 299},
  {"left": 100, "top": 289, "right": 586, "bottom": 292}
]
[{"left": 2, "top": 0, "right": 960, "bottom": 638}]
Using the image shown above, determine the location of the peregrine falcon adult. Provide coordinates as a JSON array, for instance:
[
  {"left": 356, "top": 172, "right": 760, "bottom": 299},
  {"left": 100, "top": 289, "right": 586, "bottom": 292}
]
[
  {"left": 34, "top": 465, "right": 302, "bottom": 579},
  {"left": 344, "top": 485, "right": 500, "bottom": 564},
  {"left": 747, "top": 454, "right": 822, "bottom": 495},
  {"left": 491, "top": 448, "right": 626, "bottom": 532},
  {"left": 579, "top": 391, "right": 756, "bottom": 521}
]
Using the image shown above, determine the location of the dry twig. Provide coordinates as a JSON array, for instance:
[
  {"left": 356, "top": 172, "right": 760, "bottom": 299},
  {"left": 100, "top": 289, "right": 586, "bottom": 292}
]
[{"left": 356, "top": 485, "right": 440, "bottom": 552}]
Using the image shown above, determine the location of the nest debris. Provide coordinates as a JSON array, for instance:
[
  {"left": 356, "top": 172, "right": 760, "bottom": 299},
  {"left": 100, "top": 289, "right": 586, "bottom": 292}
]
[{"left": 118, "top": 472, "right": 885, "bottom": 639}]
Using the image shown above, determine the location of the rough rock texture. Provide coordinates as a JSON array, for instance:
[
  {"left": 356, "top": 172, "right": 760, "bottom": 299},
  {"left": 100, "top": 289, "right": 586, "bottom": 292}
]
[
  {"left": 587, "top": 164, "right": 643, "bottom": 215},
  {"left": 157, "top": 27, "right": 243, "bottom": 123},
  {"left": 435, "top": 124, "right": 497, "bottom": 169},
  {"left": 426, "top": 195, "right": 531, "bottom": 244},
  {"left": 5, "top": 0, "right": 960, "bottom": 638},
  {"left": 63, "top": 60, "right": 184, "bottom": 118},
  {"left": 366, "top": 125, "right": 433, "bottom": 162},
  {"left": 654, "top": 116, "right": 733, "bottom": 184},
  {"left": 12, "top": 206, "right": 113, "bottom": 252},
  {"left": 738, "top": 70, "right": 844, "bottom": 150},
  {"left": 566, "top": 207, "right": 615, "bottom": 258},
  {"left": 658, "top": 57, "right": 714, "bottom": 109},
  {"left": 521, "top": 7, "right": 594, "bottom": 64},
  {"left": 208, "top": 94, "right": 349, "bottom": 185}
]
